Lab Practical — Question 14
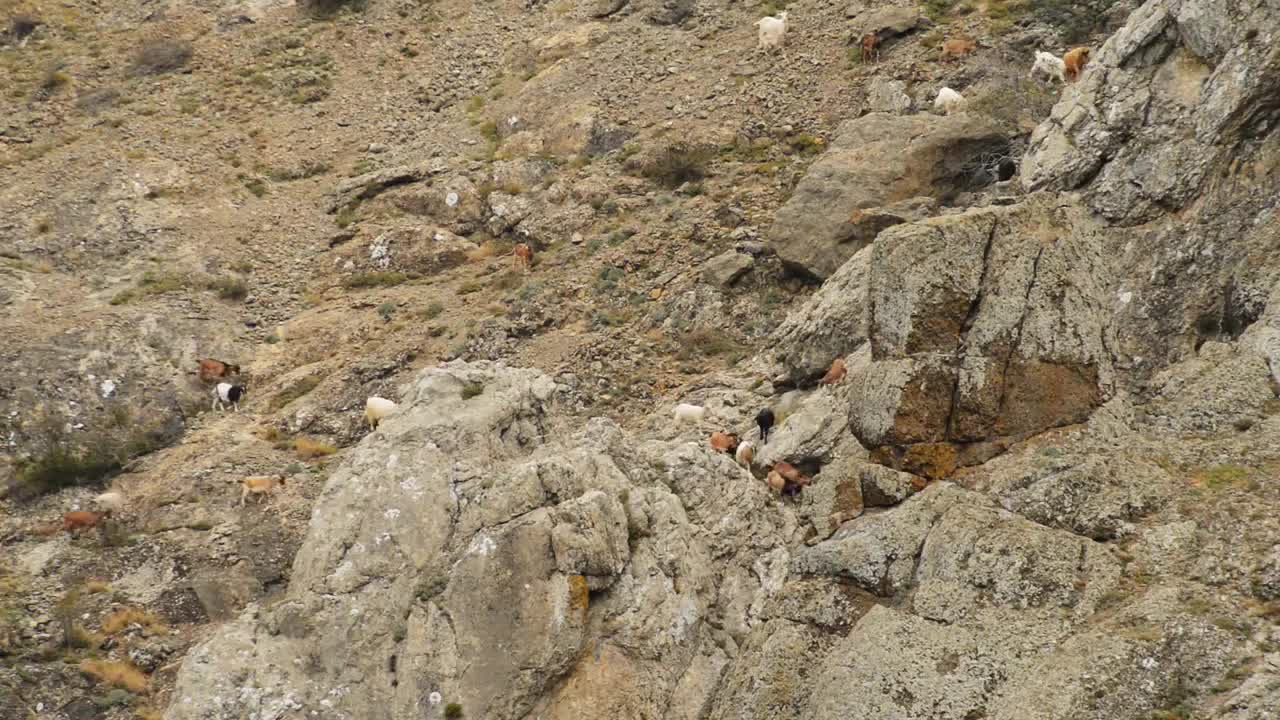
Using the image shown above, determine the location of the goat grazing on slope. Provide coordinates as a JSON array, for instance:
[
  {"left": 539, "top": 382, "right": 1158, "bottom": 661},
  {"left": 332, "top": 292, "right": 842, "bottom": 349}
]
[
  {"left": 512, "top": 243, "right": 533, "bottom": 274},
  {"left": 241, "top": 475, "right": 287, "bottom": 506},
  {"left": 675, "top": 403, "right": 708, "bottom": 424},
  {"left": 756, "top": 11, "right": 788, "bottom": 52},
  {"left": 934, "top": 87, "right": 967, "bottom": 115},
  {"left": 197, "top": 358, "right": 241, "bottom": 384},
  {"left": 212, "top": 382, "right": 246, "bottom": 412}
]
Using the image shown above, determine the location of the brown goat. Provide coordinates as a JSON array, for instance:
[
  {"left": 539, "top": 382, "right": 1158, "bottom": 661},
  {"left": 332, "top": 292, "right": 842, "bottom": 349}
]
[
  {"left": 63, "top": 511, "right": 106, "bottom": 534},
  {"left": 819, "top": 357, "right": 848, "bottom": 386},
  {"left": 197, "top": 358, "right": 241, "bottom": 384},
  {"left": 709, "top": 432, "right": 739, "bottom": 454},
  {"left": 766, "top": 470, "right": 786, "bottom": 494},
  {"left": 772, "top": 461, "right": 803, "bottom": 484},
  {"left": 860, "top": 32, "right": 880, "bottom": 63},
  {"left": 241, "top": 475, "right": 287, "bottom": 506},
  {"left": 940, "top": 37, "right": 977, "bottom": 61},
  {"left": 1063, "top": 47, "right": 1090, "bottom": 82},
  {"left": 512, "top": 243, "right": 533, "bottom": 274}
]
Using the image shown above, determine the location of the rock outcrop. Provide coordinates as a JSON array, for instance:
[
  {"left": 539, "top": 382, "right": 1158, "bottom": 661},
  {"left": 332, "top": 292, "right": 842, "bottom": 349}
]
[{"left": 767, "top": 112, "right": 1007, "bottom": 279}]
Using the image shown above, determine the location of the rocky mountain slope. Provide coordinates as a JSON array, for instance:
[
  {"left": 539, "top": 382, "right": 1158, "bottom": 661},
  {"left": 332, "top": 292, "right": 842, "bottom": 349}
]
[{"left": 3, "top": 0, "right": 1280, "bottom": 717}]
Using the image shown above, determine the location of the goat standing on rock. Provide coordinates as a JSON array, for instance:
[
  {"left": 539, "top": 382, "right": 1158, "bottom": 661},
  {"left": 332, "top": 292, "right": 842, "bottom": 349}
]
[
  {"left": 756, "top": 407, "right": 775, "bottom": 443},
  {"left": 365, "top": 397, "right": 398, "bottom": 430},
  {"left": 1064, "top": 47, "right": 1091, "bottom": 82},
  {"left": 1030, "top": 50, "right": 1066, "bottom": 84}
]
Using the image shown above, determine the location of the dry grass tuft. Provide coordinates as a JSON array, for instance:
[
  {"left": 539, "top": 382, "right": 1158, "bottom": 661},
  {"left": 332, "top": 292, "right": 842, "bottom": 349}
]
[
  {"left": 294, "top": 437, "right": 337, "bottom": 459},
  {"left": 80, "top": 659, "right": 149, "bottom": 693},
  {"left": 101, "top": 608, "right": 167, "bottom": 636}
]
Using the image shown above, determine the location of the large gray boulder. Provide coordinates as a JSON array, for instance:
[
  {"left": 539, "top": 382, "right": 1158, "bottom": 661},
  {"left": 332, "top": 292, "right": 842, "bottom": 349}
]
[
  {"left": 845, "top": 194, "right": 1116, "bottom": 476},
  {"left": 767, "top": 112, "right": 1007, "bottom": 279}
]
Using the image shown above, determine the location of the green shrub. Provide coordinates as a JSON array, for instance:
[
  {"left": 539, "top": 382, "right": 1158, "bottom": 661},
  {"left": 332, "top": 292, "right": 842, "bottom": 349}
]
[
  {"left": 640, "top": 143, "right": 714, "bottom": 188},
  {"left": 14, "top": 415, "right": 165, "bottom": 498},
  {"left": 377, "top": 303, "right": 396, "bottom": 321},
  {"left": 208, "top": 276, "right": 248, "bottom": 301},
  {"left": 460, "top": 383, "right": 484, "bottom": 400},
  {"left": 419, "top": 301, "right": 445, "bottom": 320},
  {"left": 297, "top": 0, "right": 367, "bottom": 17},
  {"left": 342, "top": 271, "right": 409, "bottom": 289},
  {"left": 266, "top": 159, "right": 331, "bottom": 181},
  {"left": 132, "top": 39, "right": 193, "bottom": 75},
  {"left": 443, "top": 703, "right": 464, "bottom": 719},
  {"left": 244, "top": 178, "right": 268, "bottom": 198}
]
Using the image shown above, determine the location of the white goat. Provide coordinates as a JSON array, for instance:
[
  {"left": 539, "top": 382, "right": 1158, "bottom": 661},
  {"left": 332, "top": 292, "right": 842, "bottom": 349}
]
[
  {"left": 755, "top": 11, "right": 788, "bottom": 52},
  {"left": 1029, "top": 50, "right": 1066, "bottom": 84},
  {"left": 212, "top": 382, "right": 246, "bottom": 412},
  {"left": 364, "top": 396, "right": 398, "bottom": 430},
  {"left": 934, "top": 87, "right": 967, "bottom": 116},
  {"left": 735, "top": 440, "right": 756, "bottom": 469},
  {"left": 94, "top": 491, "right": 125, "bottom": 513},
  {"left": 673, "top": 403, "right": 707, "bottom": 424}
]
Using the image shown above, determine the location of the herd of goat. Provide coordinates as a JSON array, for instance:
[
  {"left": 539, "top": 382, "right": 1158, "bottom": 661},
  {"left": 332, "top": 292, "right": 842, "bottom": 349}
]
[
  {"left": 47, "top": 15, "right": 1093, "bottom": 537},
  {"left": 55, "top": 350, "right": 850, "bottom": 537},
  {"left": 756, "top": 9, "right": 1092, "bottom": 116}
]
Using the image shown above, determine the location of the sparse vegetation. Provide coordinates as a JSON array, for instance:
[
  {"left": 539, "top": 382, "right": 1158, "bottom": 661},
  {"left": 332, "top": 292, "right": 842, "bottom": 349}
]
[
  {"left": 640, "top": 143, "right": 714, "bottom": 188},
  {"left": 343, "top": 271, "right": 409, "bottom": 289},
  {"left": 419, "top": 301, "right": 445, "bottom": 320},
  {"left": 208, "top": 276, "right": 249, "bottom": 301},
  {"left": 18, "top": 428, "right": 126, "bottom": 496},
  {"left": 132, "top": 38, "right": 194, "bottom": 75},
  {"left": 266, "top": 160, "right": 332, "bottom": 181},
  {"left": 335, "top": 207, "right": 358, "bottom": 228},
  {"left": 101, "top": 608, "right": 167, "bottom": 637},
  {"left": 37, "top": 63, "right": 71, "bottom": 95},
  {"left": 444, "top": 703, "right": 464, "bottom": 719},
  {"left": 294, "top": 437, "right": 337, "bottom": 459},
  {"left": 377, "top": 303, "right": 396, "bottom": 321},
  {"left": 676, "top": 327, "right": 743, "bottom": 361},
  {"left": 1194, "top": 464, "right": 1257, "bottom": 491},
  {"left": 298, "top": 0, "right": 368, "bottom": 17},
  {"left": 80, "top": 660, "right": 149, "bottom": 693},
  {"left": 243, "top": 177, "right": 268, "bottom": 198},
  {"left": 270, "top": 376, "right": 323, "bottom": 411},
  {"left": 461, "top": 382, "right": 484, "bottom": 400}
]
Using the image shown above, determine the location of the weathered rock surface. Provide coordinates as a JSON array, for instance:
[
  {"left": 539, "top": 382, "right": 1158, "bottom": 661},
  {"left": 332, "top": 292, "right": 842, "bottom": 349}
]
[
  {"left": 846, "top": 194, "right": 1116, "bottom": 472},
  {"left": 767, "top": 112, "right": 1008, "bottom": 279},
  {"left": 769, "top": 245, "right": 871, "bottom": 382}
]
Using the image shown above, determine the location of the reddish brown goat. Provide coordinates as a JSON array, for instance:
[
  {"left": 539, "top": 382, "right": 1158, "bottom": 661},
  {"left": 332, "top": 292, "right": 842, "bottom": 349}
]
[
  {"left": 197, "top": 358, "right": 241, "bottom": 384},
  {"left": 1063, "top": 47, "right": 1091, "bottom": 82},
  {"left": 940, "top": 37, "right": 977, "bottom": 61},
  {"left": 819, "top": 357, "right": 848, "bottom": 386},
  {"left": 513, "top": 243, "right": 533, "bottom": 274},
  {"left": 63, "top": 511, "right": 106, "bottom": 534},
  {"left": 860, "top": 32, "right": 880, "bottom": 63},
  {"left": 709, "top": 432, "right": 739, "bottom": 454}
]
